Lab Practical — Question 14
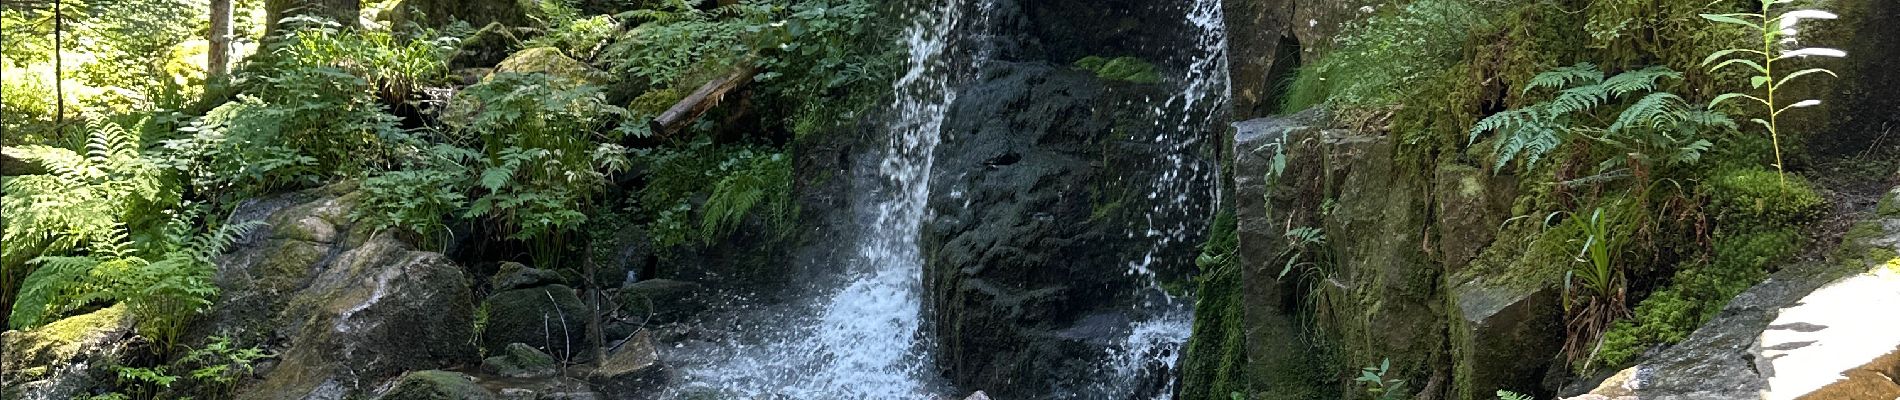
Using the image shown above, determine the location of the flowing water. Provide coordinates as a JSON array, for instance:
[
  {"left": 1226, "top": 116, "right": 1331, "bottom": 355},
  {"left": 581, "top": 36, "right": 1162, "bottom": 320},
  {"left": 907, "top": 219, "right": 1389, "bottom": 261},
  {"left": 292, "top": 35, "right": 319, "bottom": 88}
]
[
  {"left": 661, "top": 0, "right": 1228, "bottom": 397},
  {"left": 1080, "top": 0, "right": 1232, "bottom": 397},
  {"left": 659, "top": 1, "right": 967, "bottom": 397}
]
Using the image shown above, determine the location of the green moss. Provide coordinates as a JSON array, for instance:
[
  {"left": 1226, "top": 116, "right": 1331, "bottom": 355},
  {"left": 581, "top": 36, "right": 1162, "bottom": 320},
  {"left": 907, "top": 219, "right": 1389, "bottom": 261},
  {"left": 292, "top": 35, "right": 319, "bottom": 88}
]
[
  {"left": 1073, "top": 56, "right": 1161, "bottom": 84},
  {"left": 1877, "top": 190, "right": 1900, "bottom": 218},
  {"left": 1276, "top": 66, "right": 1330, "bottom": 115},
  {"left": 1708, "top": 168, "right": 1825, "bottom": 226},
  {"left": 1180, "top": 212, "right": 1245, "bottom": 399},
  {"left": 378, "top": 370, "right": 495, "bottom": 400}
]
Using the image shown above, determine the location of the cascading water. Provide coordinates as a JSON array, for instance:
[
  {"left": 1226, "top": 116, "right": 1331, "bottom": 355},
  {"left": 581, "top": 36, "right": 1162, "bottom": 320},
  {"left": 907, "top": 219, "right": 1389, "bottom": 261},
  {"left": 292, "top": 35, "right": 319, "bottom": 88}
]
[
  {"left": 1083, "top": 0, "right": 1231, "bottom": 398},
  {"left": 659, "top": 1, "right": 967, "bottom": 397}
]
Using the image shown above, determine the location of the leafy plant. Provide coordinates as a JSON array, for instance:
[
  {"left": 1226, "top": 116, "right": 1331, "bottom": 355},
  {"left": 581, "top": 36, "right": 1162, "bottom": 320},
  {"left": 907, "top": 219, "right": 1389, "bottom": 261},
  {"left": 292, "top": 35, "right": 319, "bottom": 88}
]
[
  {"left": 1701, "top": 0, "right": 1845, "bottom": 182},
  {"left": 442, "top": 72, "right": 630, "bottom": 259},
  {"left": 700, "top": 150, "right": 793, "bottom": 242},
  {"left": 3, "top": 121, "right": 176, "bottom": 328},
  {"left": 1470, "top": 64, "right": 1731, "bottom": 175},
  {"left": 178, "top": 335, "right": 274, "bottom": 398},
  {"left": 357, "top": 144, "right": 478, "bottom": 250},
  {"left": 1305, "top": 0, "right": 1485, "bottom": 109},
  {"left": 1561, "top": 207, "right": 1629, "bottom": 370},
  {"left": 1355, "top": 358, "right": 1408, "bottom": 400},
  {"left": 1498, "top": 390, "right": 1535, "bottom": 400}
]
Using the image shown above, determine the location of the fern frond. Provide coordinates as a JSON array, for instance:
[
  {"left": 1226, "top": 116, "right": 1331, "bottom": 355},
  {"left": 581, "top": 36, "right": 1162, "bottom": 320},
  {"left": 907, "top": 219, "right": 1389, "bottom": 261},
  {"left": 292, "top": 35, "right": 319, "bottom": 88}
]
[
  {"left": 1608, "top": 92, "right": 1685, "bottom": 135},
  {"left": 1600, "top": 66, "right": 1682, "bottom": 98},
  {"left": 1524, "top": 63, "right": 1602, "bottom": 94},
  {"left": 9, "top": 255, "right": 104, "bottom": 329}
]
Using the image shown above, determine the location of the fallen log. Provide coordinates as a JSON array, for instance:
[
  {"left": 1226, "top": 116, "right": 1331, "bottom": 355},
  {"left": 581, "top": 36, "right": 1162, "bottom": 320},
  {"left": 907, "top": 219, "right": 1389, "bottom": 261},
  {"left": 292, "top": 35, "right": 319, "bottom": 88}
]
[{"left": 647, "top": 65, "right": 758, "bottom": 137}]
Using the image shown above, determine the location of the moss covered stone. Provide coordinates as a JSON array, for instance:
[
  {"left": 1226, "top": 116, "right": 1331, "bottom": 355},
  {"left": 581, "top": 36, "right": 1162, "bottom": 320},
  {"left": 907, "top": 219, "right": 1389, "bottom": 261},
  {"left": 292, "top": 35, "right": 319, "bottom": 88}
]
[
  {"left": 375, "top": 370, "right": 496, "bottom": 400},
  {"left": 489, "top": 47, "right": 611, "bottom": 86},
  {"left": 1074, "top": 56, "right": 1162, "bottom": 84},
  {"left": 0, "top": 305, "right": 133, "bottom": 400},
  {"left": 481, "top": 342, "right": 558, "bottom": 378}
]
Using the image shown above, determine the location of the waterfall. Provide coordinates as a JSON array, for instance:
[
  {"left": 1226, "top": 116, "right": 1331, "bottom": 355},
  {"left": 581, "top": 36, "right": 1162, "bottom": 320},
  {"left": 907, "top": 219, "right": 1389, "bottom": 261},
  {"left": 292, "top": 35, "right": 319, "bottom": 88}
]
[
  {"left": 1083, "top": 0, "right": 1232, "bottom": 398},
  {"left": 658, "top": 1, "right": 967, "bottom": 397}
]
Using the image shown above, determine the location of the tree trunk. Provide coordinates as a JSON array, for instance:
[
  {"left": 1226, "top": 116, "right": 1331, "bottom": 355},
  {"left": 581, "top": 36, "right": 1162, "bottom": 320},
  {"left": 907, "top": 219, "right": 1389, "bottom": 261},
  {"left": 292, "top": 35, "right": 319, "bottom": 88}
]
[
  {"left": 264, "top": 0, "right": 360, "bottom": 35},
  {"left": 208, "top": 0, "right": 233, "bottom": 83}
]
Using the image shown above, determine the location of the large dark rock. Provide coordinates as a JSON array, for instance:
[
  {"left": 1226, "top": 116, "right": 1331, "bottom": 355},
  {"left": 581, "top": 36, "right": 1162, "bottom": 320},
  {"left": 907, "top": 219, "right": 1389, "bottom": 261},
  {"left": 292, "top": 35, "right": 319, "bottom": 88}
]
[
  {"left": 205, "top": 184, "right": 481, "bottom": 399},
  {"left": 0, "top": 305, "right": 135, "bottom": 400},
  {"left": 1783, "top": 0, "right": 1900, "bottom": 156},
  {"left": 482, "top": 284, "right": 592, "bottom": 361},
  {"left": 922, "top": 61, "right": 1213, "bottom": 398}
]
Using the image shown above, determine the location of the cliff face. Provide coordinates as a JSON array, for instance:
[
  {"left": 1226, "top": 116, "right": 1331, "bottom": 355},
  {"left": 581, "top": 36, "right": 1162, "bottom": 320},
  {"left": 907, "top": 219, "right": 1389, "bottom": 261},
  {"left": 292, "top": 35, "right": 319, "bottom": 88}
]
[{"left": 1187, "top": 0, "right": 1900, "bottom": 399}]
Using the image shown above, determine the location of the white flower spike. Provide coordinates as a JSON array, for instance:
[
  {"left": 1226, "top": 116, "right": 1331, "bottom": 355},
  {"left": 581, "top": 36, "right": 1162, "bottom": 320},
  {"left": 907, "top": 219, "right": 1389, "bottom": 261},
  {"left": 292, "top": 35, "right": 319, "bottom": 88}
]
[{"left": 1779, "top": 48, "right": 1848, "bottom": 59}]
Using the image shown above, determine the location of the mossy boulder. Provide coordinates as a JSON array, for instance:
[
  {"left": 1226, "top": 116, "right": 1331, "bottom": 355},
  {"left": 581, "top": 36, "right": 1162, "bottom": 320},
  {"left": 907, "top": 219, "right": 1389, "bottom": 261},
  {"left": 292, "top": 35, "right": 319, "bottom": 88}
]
[
  {"left": 205, "top": 184, "right": 480, "bottom": 399},
  {"left": 450, "top": 22, "right": 527, "bottom": 70},
  {"left": 481, "top": 343, "right": 558, "bottom": 378},
  {"left": 387, "top": 0, "right": 535, "bottom": 31},
  {"left": 0, "top": 305, "right": 134, "bottom": 400},
  {"left": 375, "top": 370, "right": 497, "bottom": 400},
  {"left": 488, "top": 47, "right": 611, "bottom": 86},
  {"left": 482, "top": 284, "right": 592, "bottom": 359},
  {"left": 1447, "top": 229, "right": 1566, "bottom": 400},
  {"left": 491, "top": 262, "right": 566, "bottom": 292}
]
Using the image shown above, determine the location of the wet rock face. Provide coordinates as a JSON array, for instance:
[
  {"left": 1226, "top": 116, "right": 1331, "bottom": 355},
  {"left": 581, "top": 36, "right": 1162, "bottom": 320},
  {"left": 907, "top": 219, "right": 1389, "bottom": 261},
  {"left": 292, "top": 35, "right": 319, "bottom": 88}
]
[
  {"left": 1229, "top": 113, "right": 1557, "bottom": 399},
  {"left": 206, "top": 184, "right": 480, "bottom": 399},
  {"left": 922, "top": 61, "right": 1211, "bottom": 398},
  {"left": 483, "top": 284, "right": 591, "bottom": 360}
]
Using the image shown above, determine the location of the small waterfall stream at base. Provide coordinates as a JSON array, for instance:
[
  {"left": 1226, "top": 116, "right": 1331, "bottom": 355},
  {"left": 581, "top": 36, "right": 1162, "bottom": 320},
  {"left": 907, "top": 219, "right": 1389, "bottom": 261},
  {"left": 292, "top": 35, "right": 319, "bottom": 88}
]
[
  {"left": 658, "top": 1, "right": 968, "bottom": 398},
  {"left": 658, "top": 0, "right": 1229, "bottom": 397},
  {"left": 1079, "top": 0, "right": 1231, "bottom": 397}
]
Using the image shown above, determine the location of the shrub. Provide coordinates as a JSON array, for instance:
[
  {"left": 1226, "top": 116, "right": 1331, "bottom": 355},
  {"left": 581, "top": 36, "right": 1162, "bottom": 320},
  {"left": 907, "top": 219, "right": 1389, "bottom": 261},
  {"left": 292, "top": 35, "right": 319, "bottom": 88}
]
[{"left": 441, "top": 73, "right": 630, "bottom": 250}]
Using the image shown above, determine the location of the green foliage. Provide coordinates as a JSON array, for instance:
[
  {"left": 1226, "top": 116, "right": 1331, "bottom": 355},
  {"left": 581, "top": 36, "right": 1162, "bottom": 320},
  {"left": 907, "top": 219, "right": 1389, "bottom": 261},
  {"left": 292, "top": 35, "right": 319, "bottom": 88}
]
[
  {"left": 701, "top": 151, "right": 793, "bottom": 241},
  {"left": 1566, "top": 208, "right": 1623, "bottom": 309},
  {"left": 603, "top": 2, "right": 757, "bottom": 89},
  {"left": 1306, "top": 0, "right": 1485, "bottom": 108},
  {"left": 1470, "top": 64, "right": 1731, "bottom": 173},
  {"left": 1498, "top": 390, "right": 1535, "bottom": 400},
  {"left": 1074, "top": 56, "right": 1162, "bottom": 84},
  {"left": 526, "top": 1, "right": 622, "bottom": 60},
  {"left": 19, "top": 217, "right": 257, "bottom": 352},
  {"left": 267, "top": 16, "right": 455, "bottom": 102},
  {"left": 1594, "top": 169, "right": 1820, "bottom": 368},
  {"left": 160, "top": 19, "right": 450, "bottom": 198},
  {"left": 177, "top": 335, "right": 273, "bottom": 399},
  {"left": 1355, "top": 358, "right": 1408, "bottom": 400},
  {"left": 639, "top": 140, "right": 794, "bottom": 250},
  {"left": 356, "top": 145, "right": 477, "bottom": 250},
  {"left": 753, "top": 0, "right": 900, "bottom": 137},
  {"left": 442, "top": 72, "right": 631, "bottom": 245},
  {"left": 1700, "top": 0, "right": 1844, "bottom": 181},
  {"left": 3, "top": 121, "right": 177, "bottom": 328}
]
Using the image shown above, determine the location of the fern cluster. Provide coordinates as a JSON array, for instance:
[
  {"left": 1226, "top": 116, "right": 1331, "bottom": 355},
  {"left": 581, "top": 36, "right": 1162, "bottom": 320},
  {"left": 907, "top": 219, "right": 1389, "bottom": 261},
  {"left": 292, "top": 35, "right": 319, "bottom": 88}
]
[
  {"left": 3, "top": 121, "right": 176, "bottom": 328},
  {"left": 1470, "top": 64, "right": 1731, "bottom": 174}
]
